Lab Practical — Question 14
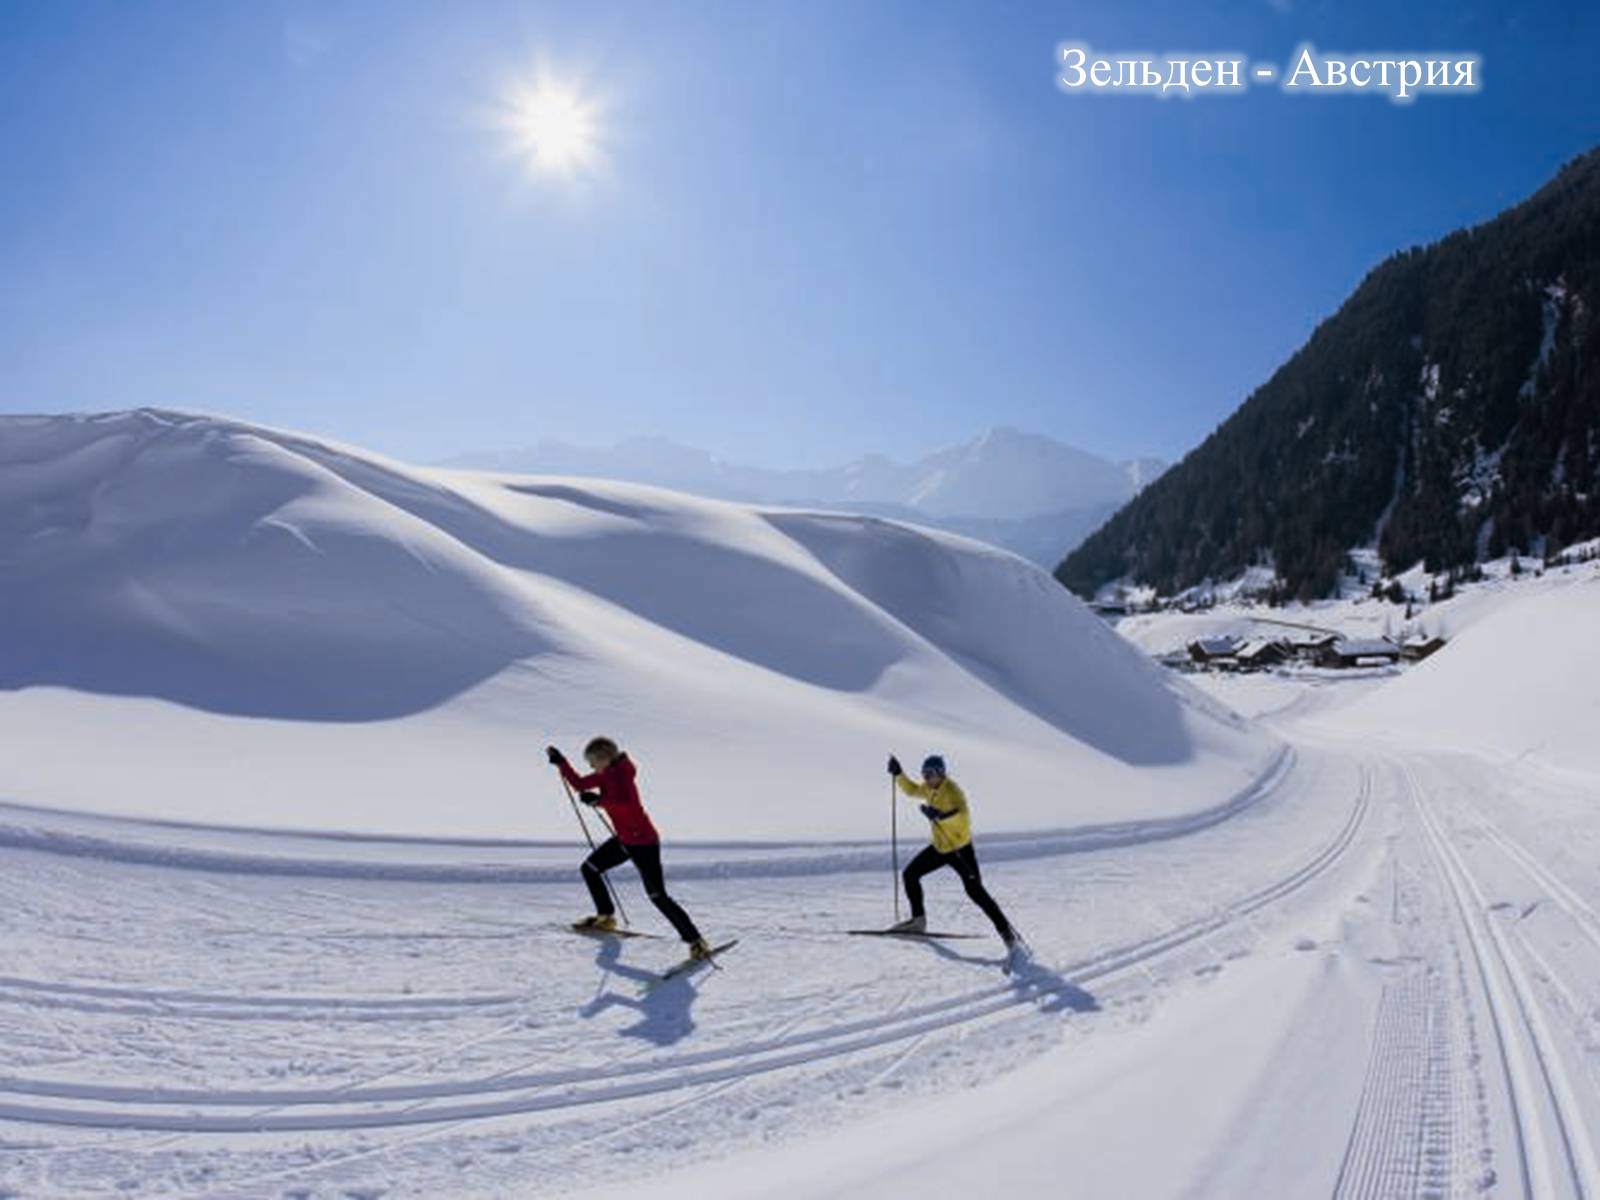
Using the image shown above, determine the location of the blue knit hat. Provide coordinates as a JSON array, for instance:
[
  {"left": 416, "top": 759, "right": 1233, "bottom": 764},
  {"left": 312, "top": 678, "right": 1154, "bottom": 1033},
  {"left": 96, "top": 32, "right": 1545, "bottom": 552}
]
[{"left": 921, "top": 755, "right": 947, "bottom": 776}]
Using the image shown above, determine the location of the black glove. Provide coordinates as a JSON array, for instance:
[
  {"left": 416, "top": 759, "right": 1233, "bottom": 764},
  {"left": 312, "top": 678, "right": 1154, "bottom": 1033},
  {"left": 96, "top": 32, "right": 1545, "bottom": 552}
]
[
  {"left": 578, "top": 791, "right": 601, "bottom": 807},
  {"left": 546, "top": 746, "right": 566, "bottom": 766},
  {"left": 920, "top": 804, "right": 943, "bottom": 821},
  {"left": 887, "top": 756, "right": 903, "bottom": 777}
]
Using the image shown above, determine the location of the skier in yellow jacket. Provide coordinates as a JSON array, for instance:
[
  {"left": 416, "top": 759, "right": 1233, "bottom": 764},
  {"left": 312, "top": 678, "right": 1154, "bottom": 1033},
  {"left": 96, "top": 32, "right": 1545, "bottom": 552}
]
[{"left": 887, "top": 754, "right": 1016, "bottom": 948}]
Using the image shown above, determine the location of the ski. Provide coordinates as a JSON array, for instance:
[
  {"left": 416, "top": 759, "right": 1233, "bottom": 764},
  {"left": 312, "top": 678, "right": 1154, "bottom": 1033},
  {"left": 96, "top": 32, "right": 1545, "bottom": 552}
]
[
  {"left": 568, "top": 923, "right": 662, "bottom": 939},
  {"left": 847, "top": 929, "right": 985, "bottom": 939},
  {"left": 650, "top": 939, "right": 739, "bottom": 984}
]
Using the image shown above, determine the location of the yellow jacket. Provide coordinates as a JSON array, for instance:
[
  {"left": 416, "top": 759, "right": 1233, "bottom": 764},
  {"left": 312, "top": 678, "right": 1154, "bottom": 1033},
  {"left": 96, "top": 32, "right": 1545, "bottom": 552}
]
[{"left": 895, "top": 774, "right": 972, "bottom": 853}]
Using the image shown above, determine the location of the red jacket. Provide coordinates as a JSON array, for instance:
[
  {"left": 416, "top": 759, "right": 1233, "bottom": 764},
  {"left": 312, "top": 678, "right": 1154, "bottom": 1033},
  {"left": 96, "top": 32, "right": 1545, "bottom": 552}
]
[{"left": 559, "top": 753, "right": 659, "bottom": 846}]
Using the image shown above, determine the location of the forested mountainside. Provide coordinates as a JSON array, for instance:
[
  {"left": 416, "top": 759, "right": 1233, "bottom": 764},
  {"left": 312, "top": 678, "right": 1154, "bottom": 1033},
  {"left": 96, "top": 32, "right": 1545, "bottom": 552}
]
[{"left": 1058, "top": 148, "right": 1600, "bottom": 601}]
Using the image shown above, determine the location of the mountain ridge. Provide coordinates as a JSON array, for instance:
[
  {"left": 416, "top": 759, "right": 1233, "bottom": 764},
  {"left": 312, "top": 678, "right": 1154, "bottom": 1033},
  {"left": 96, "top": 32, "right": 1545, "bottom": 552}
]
[
  {"left": 1057, "top": 146, "right": 1600, "bottom": 601},
  {"left": 444, "top": 426, "right": 1162, "bottom": 565}
]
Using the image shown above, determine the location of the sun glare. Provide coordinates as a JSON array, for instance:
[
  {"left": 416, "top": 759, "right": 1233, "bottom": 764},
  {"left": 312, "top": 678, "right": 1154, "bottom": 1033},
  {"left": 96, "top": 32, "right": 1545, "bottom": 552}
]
[{"left": 504, "top": 77, "right": 601, "bottom": 178}]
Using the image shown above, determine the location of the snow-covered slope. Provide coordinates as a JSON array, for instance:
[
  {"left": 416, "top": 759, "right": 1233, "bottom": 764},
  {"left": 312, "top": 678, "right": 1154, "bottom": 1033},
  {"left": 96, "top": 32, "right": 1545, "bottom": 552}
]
[
  {"left": 1327, "top": 572, "right": 1600, "bottom": 776},
  {"left": 0, "top": 409, "right": 1272, "bottom": 841},
  {"left": 891, "top": 426, "right": 1136, "bottom": 520},
  {"left": 446, "top": 427, "right": 1160, "bottom": 566}
]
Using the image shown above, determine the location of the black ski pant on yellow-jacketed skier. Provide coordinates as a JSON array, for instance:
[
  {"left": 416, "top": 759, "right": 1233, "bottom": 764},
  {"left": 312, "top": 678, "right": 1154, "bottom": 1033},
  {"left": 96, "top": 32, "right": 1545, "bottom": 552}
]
[
  {"left": 890, "top": 755, "right": 1015, "bottom": 944},
  {"left": 901, "top": 842, "right": 1012, "bottom": 939}
]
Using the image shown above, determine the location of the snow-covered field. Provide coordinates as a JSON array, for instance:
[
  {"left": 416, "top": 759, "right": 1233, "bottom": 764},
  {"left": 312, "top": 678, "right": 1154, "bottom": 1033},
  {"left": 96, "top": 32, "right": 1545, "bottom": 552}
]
[
  {"left": 7, "top": 692, "right": 1600, "bottom": 1198},
  {"left": 4, "top": 410, "right": 1600, "bottom": 1198},
  {"left": 0, "top": 410, "right": 1269, "bottom": 840},
  {"left": 1322, "top": 572, "right": 1600, "bottom": 776}
]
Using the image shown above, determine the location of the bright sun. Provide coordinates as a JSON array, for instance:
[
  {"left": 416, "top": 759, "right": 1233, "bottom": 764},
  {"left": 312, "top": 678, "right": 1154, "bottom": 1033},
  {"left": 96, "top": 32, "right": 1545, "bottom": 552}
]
[{"left": 504, "top": 77, "right": 600, "bottom": 177}]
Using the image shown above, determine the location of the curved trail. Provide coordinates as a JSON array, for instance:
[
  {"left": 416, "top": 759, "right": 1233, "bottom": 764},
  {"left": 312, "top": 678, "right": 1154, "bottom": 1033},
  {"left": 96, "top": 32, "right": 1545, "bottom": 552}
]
[
  {"left": 9, "top": 724, "right": 1600, "bottom": 1199},
  {"left": 0, "top": 767, "right": 1370, "bottom": 1132},
  {"left": 0, "top": 748, "right": 1293, "bottom": 882},
  {"left": 0, "top": 740, "right": 1367, "bottom": 1197}
]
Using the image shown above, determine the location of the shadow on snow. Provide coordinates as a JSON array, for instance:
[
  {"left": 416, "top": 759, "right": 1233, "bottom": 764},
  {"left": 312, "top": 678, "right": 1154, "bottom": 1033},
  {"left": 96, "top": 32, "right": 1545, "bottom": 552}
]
[{"left": 577, "top": 936, "right": 703, "bottom": 1047}]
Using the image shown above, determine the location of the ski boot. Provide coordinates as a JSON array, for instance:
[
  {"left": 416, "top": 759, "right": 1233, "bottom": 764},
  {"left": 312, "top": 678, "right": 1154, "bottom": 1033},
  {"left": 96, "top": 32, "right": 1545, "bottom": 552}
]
[
  {"left": 687, "top": 937, "right": 715, "bottom": 960},
  {"left": 886, "top": 915, "right": 927, "bottom": 935},
  {"left": 574, "top": 914, "right": 618, "bottom": 933},
  {"left": 1001, "top": 929, "right": 1031, "bottom": 975}
]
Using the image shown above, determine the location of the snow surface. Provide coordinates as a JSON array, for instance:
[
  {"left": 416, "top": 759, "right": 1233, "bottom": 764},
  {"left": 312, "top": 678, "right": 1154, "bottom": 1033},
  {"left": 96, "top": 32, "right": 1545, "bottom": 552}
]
[
  {"left": 7, "top": 411, "right": 1600, "bottom": 1199},
  {"left": 1115, "top": 549, "right": 1600, "bottom": 659},
  {"left": 0, "top": 409, "right": 1270, "bottom": 841},
  {"left": 1324, "top": 571, "right": 1600, "bottom": 776},
  {"left": 9, "top": 675, "right": 1600, "bottom": 1198}
]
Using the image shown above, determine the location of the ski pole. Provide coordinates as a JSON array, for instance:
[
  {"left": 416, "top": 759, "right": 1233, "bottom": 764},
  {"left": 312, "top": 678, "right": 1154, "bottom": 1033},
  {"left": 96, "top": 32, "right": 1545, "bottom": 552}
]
[
  {"left": 560, "top": 774, "right": 631, "bottom": 928},
  {"left": 560, "top": 773, "right": 599, "bottom": 851},
  {"left": 891, "top": 773, "right": 901, "bottom": 922}
]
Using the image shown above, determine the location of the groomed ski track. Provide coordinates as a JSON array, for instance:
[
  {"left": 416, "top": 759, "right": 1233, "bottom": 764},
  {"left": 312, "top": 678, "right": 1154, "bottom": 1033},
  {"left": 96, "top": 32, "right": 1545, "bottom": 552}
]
[
  {"left": 5, "top": 722, "right": 1600, "bottom": 1197},
  {"left": 0, "top": 757, "right": 1358, "bottom": 1134}
]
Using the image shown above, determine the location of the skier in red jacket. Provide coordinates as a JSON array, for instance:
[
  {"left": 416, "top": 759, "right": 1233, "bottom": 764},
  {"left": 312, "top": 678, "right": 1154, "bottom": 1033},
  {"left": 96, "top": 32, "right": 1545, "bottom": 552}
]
[{"left": 547, "top": 737, "right": 712, "bottom": 959}]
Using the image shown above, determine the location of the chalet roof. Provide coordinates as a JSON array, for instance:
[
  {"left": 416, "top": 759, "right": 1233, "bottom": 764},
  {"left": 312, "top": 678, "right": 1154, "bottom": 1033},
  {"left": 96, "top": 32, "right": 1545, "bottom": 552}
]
[
  {"left": 1331, "top": 638, "right": 1400, "bottom": 657},
  {"left": 1236, "top": 639, "right": 1286, "bottom": 658},
  {"left": 1192, "top": 636, "right": 1242, "bottom": 656},
  {"left": 1283, "top": 631, "right": 1339, "bottom": 646}
]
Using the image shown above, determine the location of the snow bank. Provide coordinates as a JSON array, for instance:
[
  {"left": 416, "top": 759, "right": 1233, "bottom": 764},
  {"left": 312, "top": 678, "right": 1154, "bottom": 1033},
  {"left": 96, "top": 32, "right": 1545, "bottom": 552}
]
[
  {"left": 0, "top": 410, "right": 1276, "bottom": 841},
  {"left": 1328, "top": 574, "right": 1600, "bottom": 776}
]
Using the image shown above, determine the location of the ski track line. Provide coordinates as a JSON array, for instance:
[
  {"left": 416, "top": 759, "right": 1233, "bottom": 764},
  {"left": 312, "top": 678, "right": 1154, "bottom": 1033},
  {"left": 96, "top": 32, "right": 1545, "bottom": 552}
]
[
  {"left": 196, "top": 978, "right": 862, "bottom": 1200},
  {"left": 1453, "top": 794, "right": 1600, "bottom": 1188},
  {"left": 0, "top": 747, "right": 1294, "bottom": 884},
  {"left": 531, "top": 986, "right": 859, "bottom": 1172},
  {"left": 1334, "top": 971, "right": 1409, "bottom": 1200},
  {"left": 1470, "top": 815, "right": 1600, "bottom": 961},
  {"left": 238, "top": 982, "right": 551, "bottom": 1129},
  {"left": 0, "top": 750, "right": 1296, "bottom": 1022},
  {"left": 1332, "top": 781, "right": 1462, "bottom": 1200},
  {"left": 863, "top": 1030, "right": 928, "bottom": 1090},
  {"left": 1332, "top": 948, "right": 1453, "bottom": 1199},
  {"left": 0, "top": 974, "right": 527, "bottom": 1022},
  {"left": 1465, "top": 816, "right": 1600, "bottom": 1061},
  {"left": 0, "top": 763, "right": 1369, "bottom": 1134},
  {"left": 1405, "top": 760, "right": 1600, "bottom": 1200}
]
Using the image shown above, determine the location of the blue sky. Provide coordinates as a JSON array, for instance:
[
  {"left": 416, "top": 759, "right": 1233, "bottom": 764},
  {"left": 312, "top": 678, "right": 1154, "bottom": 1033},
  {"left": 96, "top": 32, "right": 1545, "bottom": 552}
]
[{"left": 1, "top": 1, "right": 1596, "bottom": 467}]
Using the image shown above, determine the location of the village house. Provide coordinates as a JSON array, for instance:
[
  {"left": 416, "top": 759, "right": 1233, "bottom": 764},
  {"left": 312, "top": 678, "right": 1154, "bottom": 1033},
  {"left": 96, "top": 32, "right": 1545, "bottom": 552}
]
[
  {"left": 1234, "top": 640, "right": 1290, "bottom": 671},
  {"left": 1187, "top": 635, "right": 1243, "bottom": 666},
  {"left": 1401, "top": 635, "right": 1448, "bottom": 662},
  {"left": 1318, "top": 637, "right": 1402, "bottom": 669},
  {"left": 1282, "top": 633, "right": 1339, "bottom": 665}
]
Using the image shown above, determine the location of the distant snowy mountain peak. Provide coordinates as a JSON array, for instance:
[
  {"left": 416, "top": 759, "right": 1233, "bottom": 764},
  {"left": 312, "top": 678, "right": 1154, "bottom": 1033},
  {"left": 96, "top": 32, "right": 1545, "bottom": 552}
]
[
  {"left": 445, "top": 426, "right": 1159, "bottom": 563},
  {"left": 903, "top": 425, "right": 1133, "bottom": 520}
]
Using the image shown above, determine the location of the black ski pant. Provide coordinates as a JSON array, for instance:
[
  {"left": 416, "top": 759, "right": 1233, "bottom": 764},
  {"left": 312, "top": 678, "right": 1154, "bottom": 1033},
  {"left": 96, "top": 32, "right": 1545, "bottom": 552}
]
[
  {"left": 582, "top": 837, "right": 701, "bottom": 943},
  {"left": 902, "top": 843, "right": 1012, "bottom": 939}
]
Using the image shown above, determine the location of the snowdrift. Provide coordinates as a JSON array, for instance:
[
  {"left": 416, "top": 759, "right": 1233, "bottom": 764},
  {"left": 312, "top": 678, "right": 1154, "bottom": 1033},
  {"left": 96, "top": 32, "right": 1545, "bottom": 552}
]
[
  {"left": 0, "top": 410, "right": 1277, "bottom": 841},
  {"left": 1329, "top": 574, "right": 1600, "bottom": 776}
]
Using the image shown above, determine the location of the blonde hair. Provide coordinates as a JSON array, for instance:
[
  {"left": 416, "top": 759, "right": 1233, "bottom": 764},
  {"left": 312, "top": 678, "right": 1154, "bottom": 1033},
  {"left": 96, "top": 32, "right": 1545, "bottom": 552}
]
[{"left": 584, "top": 736, "right": 621, "bottom": 762}]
